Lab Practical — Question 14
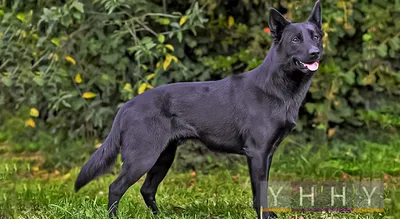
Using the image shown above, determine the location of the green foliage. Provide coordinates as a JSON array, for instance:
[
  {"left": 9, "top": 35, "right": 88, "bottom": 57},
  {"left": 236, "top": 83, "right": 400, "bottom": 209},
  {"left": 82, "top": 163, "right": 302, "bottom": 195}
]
[
  {"left": 0, "top": 108, "right": 95, "bottom": 168},
  {"left": 0, "top": 0, "right": 208, "bottom": 140},
  {"left": 0, "top": 0, "right": 399, "bottom": 168},
  {"left": 273, "top": 134, "right": 400, "bottom": 178}
]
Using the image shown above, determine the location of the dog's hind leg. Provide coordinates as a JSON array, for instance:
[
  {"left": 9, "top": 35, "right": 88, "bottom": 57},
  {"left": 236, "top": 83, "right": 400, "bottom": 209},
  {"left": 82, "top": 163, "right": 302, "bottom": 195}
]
[
  {"left": 108, "top": 155, "right": 159, "bottom": 218},
  {"left": 107, "top": 133, "right": 166, "bottom": 218},
  {"left": 140, "top": 142, "right": 178, "bottom": 214}
]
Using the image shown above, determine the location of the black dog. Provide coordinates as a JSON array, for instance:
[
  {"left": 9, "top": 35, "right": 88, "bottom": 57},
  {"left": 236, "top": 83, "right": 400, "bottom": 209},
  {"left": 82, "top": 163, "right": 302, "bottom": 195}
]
[{"left": 75, "top": 1, "right": 323, "bottom": 218}]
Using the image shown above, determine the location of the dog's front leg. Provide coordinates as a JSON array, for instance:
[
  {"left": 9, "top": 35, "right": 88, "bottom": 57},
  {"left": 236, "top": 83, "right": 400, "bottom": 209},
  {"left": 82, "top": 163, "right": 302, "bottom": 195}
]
[
  {"left": 247, "top": 151, "right": 277, "bottom": 219},
  {"left": 245, "top": 127, "right": 286, "bottom": 219}
]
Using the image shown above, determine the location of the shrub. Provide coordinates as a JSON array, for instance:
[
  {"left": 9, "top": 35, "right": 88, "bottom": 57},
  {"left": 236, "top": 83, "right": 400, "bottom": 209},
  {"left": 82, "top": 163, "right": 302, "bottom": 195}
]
[{"left": 0, "top": 0, "right": 399, "bottom": 168}]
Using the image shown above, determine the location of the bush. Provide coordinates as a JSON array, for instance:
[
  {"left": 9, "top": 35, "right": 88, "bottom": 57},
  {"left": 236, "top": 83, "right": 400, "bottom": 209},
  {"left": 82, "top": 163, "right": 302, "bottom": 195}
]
[{"left": 0, "top": 0, "right": 399, "bottom": 168}]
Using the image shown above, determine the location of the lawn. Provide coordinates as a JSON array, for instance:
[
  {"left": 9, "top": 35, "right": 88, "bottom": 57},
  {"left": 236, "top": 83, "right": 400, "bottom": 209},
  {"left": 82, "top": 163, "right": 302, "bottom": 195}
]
[{"left": 1, "top": 136, "right": 400, "bottom": 219}]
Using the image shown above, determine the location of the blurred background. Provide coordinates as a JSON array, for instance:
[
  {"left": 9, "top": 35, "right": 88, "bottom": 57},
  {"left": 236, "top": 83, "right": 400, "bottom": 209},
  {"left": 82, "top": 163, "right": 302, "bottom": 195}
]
[{"left": 0, "top": 0, "right": 399, "bottom": 218}]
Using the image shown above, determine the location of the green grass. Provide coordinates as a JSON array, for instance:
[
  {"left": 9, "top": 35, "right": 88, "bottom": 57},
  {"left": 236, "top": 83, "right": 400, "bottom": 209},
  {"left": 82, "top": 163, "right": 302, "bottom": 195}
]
[
  {"left": 0, "top": 158, "right": 399, "bottom": 218},
  {"left": 1, "top": 135, "right": 400, "bottom": 218}
]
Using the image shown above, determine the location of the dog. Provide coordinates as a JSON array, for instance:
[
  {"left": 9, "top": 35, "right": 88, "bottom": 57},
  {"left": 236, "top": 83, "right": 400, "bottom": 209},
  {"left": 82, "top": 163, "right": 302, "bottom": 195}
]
[{"left": 75, "top": 1, "right": 323, "bottom": 218}]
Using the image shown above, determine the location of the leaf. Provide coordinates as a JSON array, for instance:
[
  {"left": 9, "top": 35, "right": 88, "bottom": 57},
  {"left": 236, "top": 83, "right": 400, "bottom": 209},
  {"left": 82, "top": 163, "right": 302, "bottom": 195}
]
[
  {"left": 16, "top": 13, "right": 25, "bottom": 22},
  {"left": 26, "top": 119, "right": 36, "bottom": 128},
  {"left": 156, "top": 61, "right": 162, "bottom": 69},
  {"left": 65, "top": 56, "right": 76, "bottom": 65},
  {"left": 30, "top": 108, "right": 39, "bottom": 117},
  {"left": 62, "top": 173, "right": 71, "bottom": 180},
  {"left": 186, "top": 37, "right": 197, "bottom": 48},
  {"left": 362, "top": 33, "right": 372, "bottom": 42},
  {"left": 137, "top": 83, "right": 153, "bottom": 95},
  {"left": 327, "top": 128, "right": 336, "bottom": 138},
  {"left": 170, "top": 22, "right": 180, "bottom": 28},
  {"left": 190, "top": 27, "right": 197, "bottom": 36},
  {"left": 179, "top": 15, "right": 188, "bottom": 26},
  {"left": 316, "top": 123, "right": 326, "bottom": 130},
  {"left": 61, "top": 100, "right": 71, "bottom": 108},
  {"left": 138, "top": 83, "right": 147, "bottom": 94},
  {"left": 51, "top": 38, "right": 60, "bottom": 47},
  {"left": 158, "top": 34, "right": 165, "bottom": 43},
  {"left": 363, "top": 74, "right": 375, "bottom": 85},
  {"left": 146, "top": 73, "right": 155, "bottom": 80},
  {"left": 141, "top": 64, "right": 148, "bottom": 70},
  {"left": 101, "top": 53, "right": 119, "bottom": 64},
  {"left": 177, "top": 32, "right": 183, "bottom": 42},
  {"left": 341, "top": 71, "right": 355, "bottom": 85},
  {"left": 165, "top": 44, "right": 174, "bottom": 51},
  {"left": 157, "top": 18, "right": 170, "bottom": 25},
  {"left": 71, "top": 1, "right": 84, "bottom": 13},
  {"left": 376, "top": 44, "right": 388, "bottom": 57},
  {"left": 1, "top": 76, "right": 12, "bottom": 87},
  {"left": 389, "top": 37, "right": 400, "bottom": 51},
  {"left": 228, "top": 16, "right": 234, "bottom": 28},
  {"left": 33, "top": 76, "right": 44, "bottom": 86},
  {"left": 49, "top": 53, "right": 59, "bottom": 61},
  {"left": 82, "top": 92, "right": 96, "bottom": 99},
  {"left": 163, "top": 55, "right": 172, "bottom": 70},
  {"left": 169, "top": 54, "right": 178, "bottom": 63},
  {"left": 95, "top": 143, "right": 102, "bottom": 148},
  {"left": 75, "top": 74, "right": 82, "bottom": 84},
  {"left": 123, "top": 83, "right": 132, "bottom": 92},
  {"left": 305, "top": 103, "right": 316, "bottom": 113}
]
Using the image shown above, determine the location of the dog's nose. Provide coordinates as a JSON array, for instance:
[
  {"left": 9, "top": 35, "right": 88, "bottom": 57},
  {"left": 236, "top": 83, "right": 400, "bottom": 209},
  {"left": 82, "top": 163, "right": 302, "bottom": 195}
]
[{"left": 309, "top": 47, "right": 320, "bottom": 59}]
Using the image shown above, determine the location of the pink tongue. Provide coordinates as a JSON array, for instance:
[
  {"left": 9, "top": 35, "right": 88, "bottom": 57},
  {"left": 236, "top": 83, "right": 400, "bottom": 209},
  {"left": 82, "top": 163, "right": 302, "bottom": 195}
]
[{"left": 304, "top": 62, "right": 319, "bottom": 71}]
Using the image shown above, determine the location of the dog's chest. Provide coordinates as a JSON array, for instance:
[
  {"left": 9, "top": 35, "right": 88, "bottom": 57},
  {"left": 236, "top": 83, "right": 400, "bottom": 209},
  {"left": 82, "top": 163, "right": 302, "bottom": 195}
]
[
  {"left": 283, "top": 90, "right": 309, "bottom": 129},
  {"left": 272, "top": 96, "right": 304, "bottom": 131},
  {"left": 284, "top": 102, "right": 300, "bottom": 130}
]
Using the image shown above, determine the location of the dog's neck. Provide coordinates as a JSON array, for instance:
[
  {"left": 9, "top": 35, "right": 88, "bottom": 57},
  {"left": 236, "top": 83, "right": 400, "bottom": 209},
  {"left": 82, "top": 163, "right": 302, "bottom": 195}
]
[{"left": 250, "top": 44, "right": 315, "bottom": 102}]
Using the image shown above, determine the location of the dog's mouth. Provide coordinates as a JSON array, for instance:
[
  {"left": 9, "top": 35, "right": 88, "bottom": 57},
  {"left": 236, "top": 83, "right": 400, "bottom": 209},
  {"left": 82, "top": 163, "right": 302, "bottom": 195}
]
[{"left": 294, "top": 59, "right": 319, "bottom": 72}]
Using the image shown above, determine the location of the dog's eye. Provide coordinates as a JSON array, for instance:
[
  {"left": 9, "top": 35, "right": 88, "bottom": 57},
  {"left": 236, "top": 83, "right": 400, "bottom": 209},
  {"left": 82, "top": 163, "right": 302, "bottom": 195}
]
[
  {"left": 313, "top": 36, "right": 319, "bottom": 41},
  {"left": 292, "top": 37, "right": 300, "bottom": 43}
]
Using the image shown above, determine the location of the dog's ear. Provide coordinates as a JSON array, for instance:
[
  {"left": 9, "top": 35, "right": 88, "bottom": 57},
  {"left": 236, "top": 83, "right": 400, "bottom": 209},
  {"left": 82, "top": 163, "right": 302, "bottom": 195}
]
[
  {"left": 268, "top": 8, "right": 291, "bottom": 42},
  {"left": 307, "top": 0, "right": 322, "bottom": 29}
]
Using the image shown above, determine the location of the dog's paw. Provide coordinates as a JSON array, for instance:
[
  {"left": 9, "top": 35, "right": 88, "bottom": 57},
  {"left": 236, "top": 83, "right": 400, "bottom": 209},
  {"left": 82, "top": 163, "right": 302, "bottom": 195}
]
[{"left": 262, "top": 211, "right": 277, "bottom": 219}]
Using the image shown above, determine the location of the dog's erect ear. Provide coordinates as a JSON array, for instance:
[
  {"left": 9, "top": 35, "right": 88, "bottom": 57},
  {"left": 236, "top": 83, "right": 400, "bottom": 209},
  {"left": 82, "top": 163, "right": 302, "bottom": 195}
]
[
  {"left": 268, "top": 8, "right": 291, "bottom": 42},
  {"left": 307, "top": 0, "right": 322, "bottom": 29}
]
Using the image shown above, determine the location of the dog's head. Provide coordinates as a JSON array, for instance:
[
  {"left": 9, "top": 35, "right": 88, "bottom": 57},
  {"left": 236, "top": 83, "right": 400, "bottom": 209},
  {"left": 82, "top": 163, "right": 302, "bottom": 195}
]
[{"left": 268, "top": 1, "right": 323, "bottom": 74}]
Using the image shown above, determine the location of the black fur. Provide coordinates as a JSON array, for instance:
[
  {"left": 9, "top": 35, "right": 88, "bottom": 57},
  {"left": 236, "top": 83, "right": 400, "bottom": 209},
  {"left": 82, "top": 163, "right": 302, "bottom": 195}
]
[{"left": 75, "top": 1, "right": 323, "bottom": 218}]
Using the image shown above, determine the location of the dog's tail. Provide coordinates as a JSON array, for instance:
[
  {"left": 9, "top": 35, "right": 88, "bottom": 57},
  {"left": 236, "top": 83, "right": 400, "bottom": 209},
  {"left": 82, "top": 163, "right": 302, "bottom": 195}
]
[{"left": 74, "top": 112, "right": 122, "bottom": 192}]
